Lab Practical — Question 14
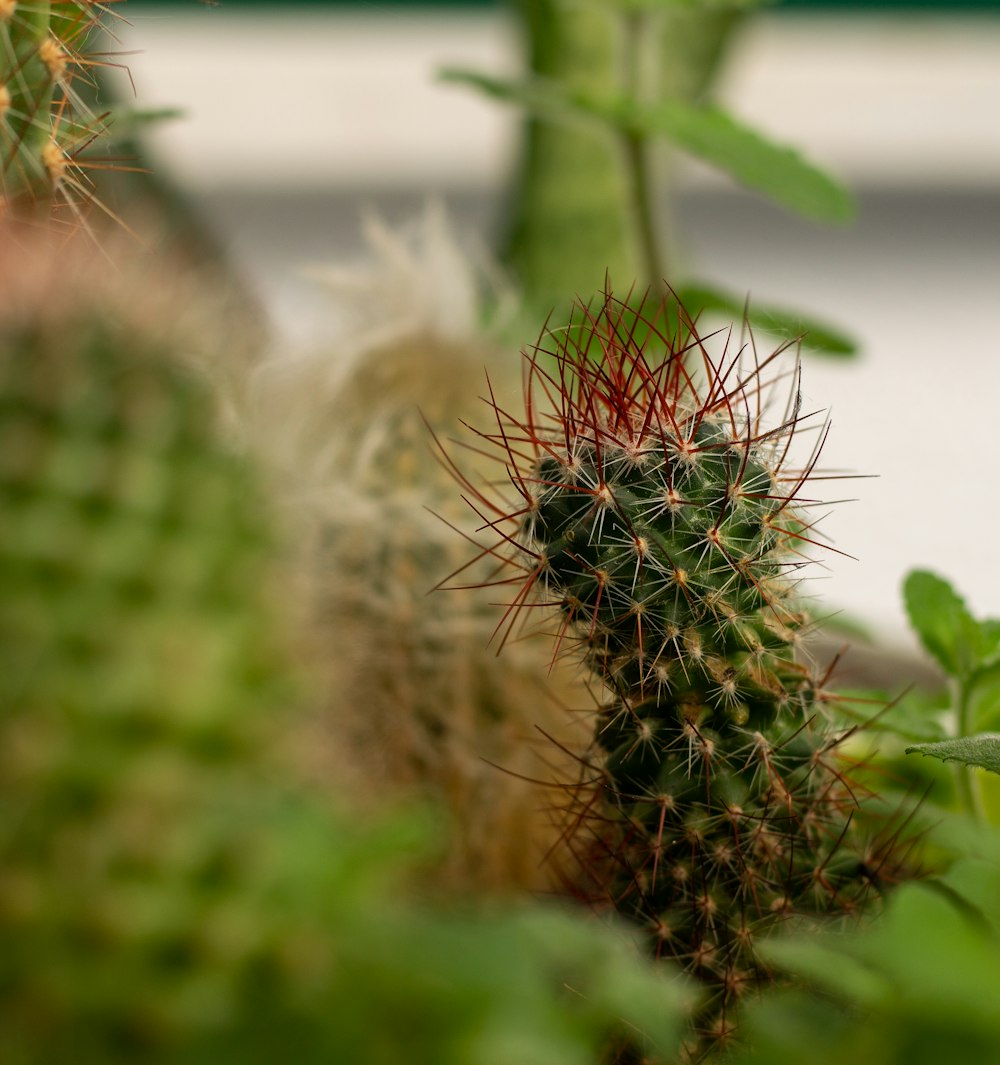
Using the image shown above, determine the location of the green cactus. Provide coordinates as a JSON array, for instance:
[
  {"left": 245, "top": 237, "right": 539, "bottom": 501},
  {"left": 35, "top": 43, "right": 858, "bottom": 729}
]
[
  {"left": 1, "top": 0, "right": 121, "bottom": 223},
  {"left": 0, "top": 256, "right": 307, "bottom": 1058},
  {"left": 446, "top": 289, "right": 905, "bottom": 1055}
]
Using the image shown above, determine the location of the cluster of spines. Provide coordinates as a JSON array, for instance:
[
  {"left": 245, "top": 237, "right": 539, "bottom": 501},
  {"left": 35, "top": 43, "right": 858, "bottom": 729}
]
[
  {"left": 1, "top": 1, "right": 125, "bottom": 227},
  {"left": 445, "top": 290, "right": 900, "bottom": 1056},
  {"left": 586, "top": 702, "right": 890, "bottom": 1055}
]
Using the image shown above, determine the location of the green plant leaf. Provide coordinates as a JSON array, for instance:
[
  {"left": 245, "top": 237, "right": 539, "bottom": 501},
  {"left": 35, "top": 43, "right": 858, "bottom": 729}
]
[
  {"left": 935, "top": 858, "right": 1000, "bottom": 932},
  {"left": 618, "top": 100, "right": 855, "bottom": 224},
  {"left": 903, "top": 570, "right": 984, "bottom": 680},
  {"left": 980, "top": 618, "right": 1000, "bottom": 660},
  {"left": 678, "top": 282, "right": 858, "bottom": 356},
  {"left": 905, "top": 734, "right": 1000, "bottom": 776},
  {"left": 439, "top": 69, "right": 593, "bottom": 128},
  {"left": 834, "top": 688, "right": 949, "bottom": 744},
  {"left": 442, "top": 72, "right": 854, "bottom": 225},
  {"left": 105, "top": 107, "right": 186, "bottom": 138},
  {"left": 759, "top": 938, "right": 888, "bottom": 1005}
]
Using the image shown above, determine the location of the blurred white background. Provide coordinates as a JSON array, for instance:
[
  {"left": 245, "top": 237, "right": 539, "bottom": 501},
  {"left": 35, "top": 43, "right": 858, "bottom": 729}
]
[{"left": 117, "top": 5, "right": 1000, "bottom": 649}]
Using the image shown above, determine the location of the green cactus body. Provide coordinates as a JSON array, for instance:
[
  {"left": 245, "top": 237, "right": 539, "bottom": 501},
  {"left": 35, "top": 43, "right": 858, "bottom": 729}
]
[
  {"left": 448, "top": 290, "right": 895, "bottom": 1052},
  {"left": 1, "top": 1, "right": 119, "bottom": 221},
  {"left": 0, "top": 264, "right": 314, "bottom": 1058}
]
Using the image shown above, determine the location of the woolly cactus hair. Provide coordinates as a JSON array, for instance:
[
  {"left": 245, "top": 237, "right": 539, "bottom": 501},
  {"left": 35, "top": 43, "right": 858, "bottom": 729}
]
[
  {"left": 243, "top": 209, "right": 589, "bottom": 897},
  {"left": 1, "top": 0, "right": 127, "bottom": 230},
  {"left": 443, "top": 288, "right": 908, "bottom": 1055}
]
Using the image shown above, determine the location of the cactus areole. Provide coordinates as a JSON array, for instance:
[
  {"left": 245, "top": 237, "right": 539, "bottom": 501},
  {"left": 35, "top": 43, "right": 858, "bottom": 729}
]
[{"left": 443, "top": 290, "right": 890, "bottom": 1050}]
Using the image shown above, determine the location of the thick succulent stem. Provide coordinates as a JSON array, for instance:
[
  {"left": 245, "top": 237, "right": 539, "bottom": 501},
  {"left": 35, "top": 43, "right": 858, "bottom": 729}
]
[
  {"left": 500, "top": 2, "right": 744, "bottom": 310},
  {"left": 502, "top": 0, "right": 633, "bottom": 307}
]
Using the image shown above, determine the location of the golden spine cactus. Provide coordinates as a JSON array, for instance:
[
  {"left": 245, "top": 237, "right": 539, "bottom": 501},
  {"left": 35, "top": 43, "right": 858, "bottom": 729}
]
[{"left": 1, "top": 0, "right": 124, "bottom": 226}]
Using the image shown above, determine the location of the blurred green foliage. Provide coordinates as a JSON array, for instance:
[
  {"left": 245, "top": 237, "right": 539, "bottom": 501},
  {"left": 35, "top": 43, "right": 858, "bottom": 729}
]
[
  {"left": 732, "top": 825, "right": 1000, "bottom": 1065},
  {"left": 718, "top": 569, "right": 1000, "bottom": 1064},
  {"left": 902, "top": 572, "right": 1000, "bottom": 813}
]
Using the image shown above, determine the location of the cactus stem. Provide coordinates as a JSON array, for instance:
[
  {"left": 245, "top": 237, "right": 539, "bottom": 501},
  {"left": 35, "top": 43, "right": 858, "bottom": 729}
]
[{"left": 443, "top": 288, "right": 912, "bottom": 1051}]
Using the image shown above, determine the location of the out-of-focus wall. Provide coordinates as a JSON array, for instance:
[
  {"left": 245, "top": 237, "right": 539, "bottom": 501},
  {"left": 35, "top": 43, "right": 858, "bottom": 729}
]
[{"left": 119, "top": 8, "right": 1000, "bottom": 191}]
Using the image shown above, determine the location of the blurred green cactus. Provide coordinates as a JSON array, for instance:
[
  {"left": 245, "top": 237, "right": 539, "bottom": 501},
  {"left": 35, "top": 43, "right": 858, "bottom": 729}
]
[
  {"left": 0, "top": 252, "right": 302, "bottom": 1057},
  {"left": 244, "top": 213, "right": 590, "bottom": 896}
]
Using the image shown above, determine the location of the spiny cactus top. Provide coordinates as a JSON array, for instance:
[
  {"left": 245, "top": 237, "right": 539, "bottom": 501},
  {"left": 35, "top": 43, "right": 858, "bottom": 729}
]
[
  {"left": 453, "top": 290, "right": 822, "bottom": 708},
  {"left": 445, "top": 290, "right": 898, "bottom": 1056}
]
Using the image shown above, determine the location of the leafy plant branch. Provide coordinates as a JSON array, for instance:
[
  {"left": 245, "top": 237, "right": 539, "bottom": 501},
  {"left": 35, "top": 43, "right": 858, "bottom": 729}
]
[{"left": 903, "top": 570, "right": 1000, "bottom": 821}]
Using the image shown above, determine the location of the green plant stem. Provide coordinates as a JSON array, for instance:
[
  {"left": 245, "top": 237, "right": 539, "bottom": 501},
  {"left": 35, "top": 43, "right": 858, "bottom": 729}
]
[
  {"left": 502, "top": 0, "right": 633, "bottom": 309},
  {"left": 499, "top": 3, "right": 744, "bottom": 315},
  {"left": 956, "top": 681, "right": 985, "bottom": 822},
  {"left": 619, "top": 12, "right": 664, "bottom": 294},
  {"left": 621, "top": 133, "right": 663, "bottom": 293}
]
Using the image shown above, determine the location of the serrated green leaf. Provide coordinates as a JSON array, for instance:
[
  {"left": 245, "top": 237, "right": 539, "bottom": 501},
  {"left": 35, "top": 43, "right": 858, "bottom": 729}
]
[
  {"left": 619, "top": 100, "right": 855, "bottom": 224},
  {"left": 906, "top": 734, "right": 1000, "bottom": 776},
  {"left": 678, "top": 282, "right": 858, "bottom": 356},
  {"left": 903, "top": 570, "right": 984, "bottom": 680}
]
